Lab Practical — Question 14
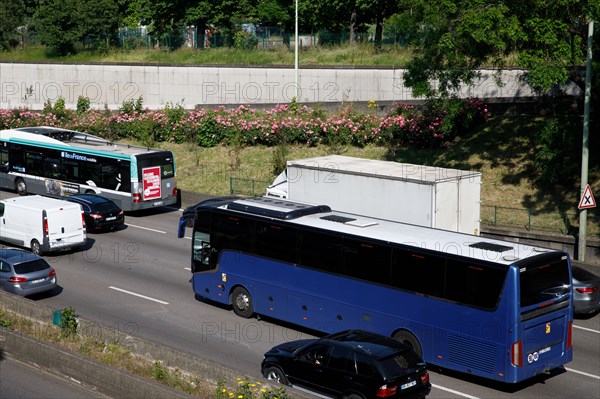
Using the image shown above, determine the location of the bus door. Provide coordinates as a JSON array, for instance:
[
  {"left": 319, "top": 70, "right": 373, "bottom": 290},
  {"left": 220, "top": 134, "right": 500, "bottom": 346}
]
[
  {"left": 191, "top": 209, "right": 215, "bottom": 273},
  {"left": 0, "top": 144, "right": 9, "bottom": 189}
]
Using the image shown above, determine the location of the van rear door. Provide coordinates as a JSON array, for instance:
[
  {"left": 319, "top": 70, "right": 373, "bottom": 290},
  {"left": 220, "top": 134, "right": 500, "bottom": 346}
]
[{"left": 45, "top": 203, "right": 86, "bottom": 249}]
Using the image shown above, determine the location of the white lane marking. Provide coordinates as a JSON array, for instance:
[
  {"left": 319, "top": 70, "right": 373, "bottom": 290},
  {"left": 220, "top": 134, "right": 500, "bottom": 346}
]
[
  {"left": 565, "top": 367, "right": 600, "bottom": 380},
  {"left": 432, "top": 384, "right": 480, "bottom": 399},
  {"left": 184, "top": 267, "right": 191, "bottom": 271},
  {"left": 573, "top": 324, "right": 600, "bottom": 334},
  {"left": 126, "top": 224, "right": 166, "bottom": 234},
  {"left": 109, "top": 286, "right": 169, "bottom": 305}
]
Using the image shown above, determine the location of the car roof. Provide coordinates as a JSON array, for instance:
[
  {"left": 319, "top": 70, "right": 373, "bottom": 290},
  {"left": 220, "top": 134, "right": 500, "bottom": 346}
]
[
  {"left": 65, "top": 194, "right": 115, "bottom": 206},
  {"left": 324, "top": 330, "right": 410, "bottom": 359},
  {"left": 0, "top": 248, "right": 41, "bottom": 263}
]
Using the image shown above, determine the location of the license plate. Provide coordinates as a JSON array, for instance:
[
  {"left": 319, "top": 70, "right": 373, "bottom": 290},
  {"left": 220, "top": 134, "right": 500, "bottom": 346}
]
[
  {"left": 106, "top": 216, "right": 116, "bottom": 221},
  {"left": 30, "top": 278, "right": 45, "bottom": 284},
  {"left": 401, "top": 380, "right": 416, "bottom": 390},
  {"left": 152, "top": 201, "right": 164, "bottom": 207}
]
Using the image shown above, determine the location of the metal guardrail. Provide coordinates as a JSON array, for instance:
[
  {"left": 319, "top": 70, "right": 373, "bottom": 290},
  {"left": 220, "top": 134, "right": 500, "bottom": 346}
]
[{"left": 481, "top": 205, "right": 599, "bottom": 237}]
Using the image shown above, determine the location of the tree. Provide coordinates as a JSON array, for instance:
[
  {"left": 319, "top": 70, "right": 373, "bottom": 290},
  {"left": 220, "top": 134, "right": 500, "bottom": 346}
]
[
  {"left": 403, "top": 0, "right": 599, "bottom": 98},
  {"left": 0, "top": 0, "right": 26, "bottom": 49},
  {"left": 34, "top": 0, "right": 83, "bottom": 55},
  {"left": 80, "top": 0, "right": 121, "bottom": 46}
]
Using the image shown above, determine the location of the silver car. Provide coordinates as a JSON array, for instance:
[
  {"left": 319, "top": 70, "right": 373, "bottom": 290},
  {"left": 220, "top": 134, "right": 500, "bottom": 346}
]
[{"left": 0, "top": 249, "right": 57, "bottom": 296}]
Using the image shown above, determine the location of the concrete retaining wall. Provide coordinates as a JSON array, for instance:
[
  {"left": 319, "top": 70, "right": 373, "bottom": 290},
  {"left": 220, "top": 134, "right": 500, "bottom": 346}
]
[{"left": 1, "top": 62, "right": 569, "bottom": 110}]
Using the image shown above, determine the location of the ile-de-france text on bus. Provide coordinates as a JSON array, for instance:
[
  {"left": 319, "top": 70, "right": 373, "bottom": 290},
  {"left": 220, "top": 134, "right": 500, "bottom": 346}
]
[
  {"left": 0, "top": 127, "right": 177, "bottom": 211},
  {"left": 183, "top": 196, "right": 573, "bottom": 384}
]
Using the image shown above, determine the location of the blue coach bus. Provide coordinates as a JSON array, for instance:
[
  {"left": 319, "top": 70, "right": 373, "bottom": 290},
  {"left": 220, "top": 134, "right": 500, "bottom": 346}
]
[
  {"left": 0, "top": 127, "right": 177, "bottom": 211},
  {"left": 184, "top": 196, "right": 573, "bottom": 383}
]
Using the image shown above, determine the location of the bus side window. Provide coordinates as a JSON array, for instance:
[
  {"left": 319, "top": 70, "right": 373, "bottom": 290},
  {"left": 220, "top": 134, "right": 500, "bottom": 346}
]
[
  {"left": 0, "top": 146, "right": 8, "bottom": 171},
  {"left": 391, "top": 249, "right": 445, "bottom": 298}
]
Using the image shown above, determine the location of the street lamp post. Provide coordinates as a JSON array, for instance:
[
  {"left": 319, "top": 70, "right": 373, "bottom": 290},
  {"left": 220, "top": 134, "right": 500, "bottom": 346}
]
[{"left": 294, "top": 0, "right": 299, "bottom": 100}]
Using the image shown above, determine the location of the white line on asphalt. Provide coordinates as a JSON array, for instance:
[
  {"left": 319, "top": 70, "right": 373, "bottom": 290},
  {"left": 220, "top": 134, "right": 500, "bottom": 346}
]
[
  {"left": 565, "top": 367, "right": 600, "bottom": 380},
  {"left": 573, "top": 324, "right": 600, "bottom": 334},
  {"left": 184, "top": 267, "right": 191, "bottom": 271},
  {"left": 109, "top": 286, "right": 169, "bottom": 305},
  {"left": 126, "top": 224, "right": 166, "bottom": 234},
  {"left": 432, "top": 384, "right": 480, "bottom": 399}
]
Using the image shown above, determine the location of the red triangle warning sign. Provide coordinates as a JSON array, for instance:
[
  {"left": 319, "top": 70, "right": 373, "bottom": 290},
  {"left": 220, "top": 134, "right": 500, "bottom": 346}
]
[{"left": 578, "top": 184, "right": 596, "bottom": 210}]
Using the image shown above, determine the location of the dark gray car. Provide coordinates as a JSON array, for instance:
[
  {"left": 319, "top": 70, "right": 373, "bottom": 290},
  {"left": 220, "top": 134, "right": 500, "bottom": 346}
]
[
  {"left": 572, "top": 266, "right": 600, "bottom": 315},
  {"left": 0, "top": 249, "right": 57, "bottom": 296}
]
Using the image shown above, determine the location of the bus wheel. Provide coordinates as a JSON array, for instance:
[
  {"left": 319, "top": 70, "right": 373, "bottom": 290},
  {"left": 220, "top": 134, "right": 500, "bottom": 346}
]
[
  {"left": 15, "top": 178, "right": 28, "bottom": 196},
  {"left": 231, "top": 286, "right": 254, "bottom": 318},
  {"left": 30, "top": 240, "right": 42, "bottom": 255},
  {"left": 393, "top": 330, "right": 423, "bottom": 358}
]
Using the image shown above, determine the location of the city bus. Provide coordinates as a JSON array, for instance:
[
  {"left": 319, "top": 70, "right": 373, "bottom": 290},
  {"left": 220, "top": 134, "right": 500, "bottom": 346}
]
[
  {"left": 184, "top": 196, "right": 574, "bottom": 384},
  {"left": 0, "top": 127, "right": 177, "bottom": 211}
]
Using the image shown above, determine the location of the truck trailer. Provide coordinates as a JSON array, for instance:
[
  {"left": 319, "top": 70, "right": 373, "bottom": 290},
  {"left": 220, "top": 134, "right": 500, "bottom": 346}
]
[{"left": 267, "top": 155, "right": 482, "bottom": 235}]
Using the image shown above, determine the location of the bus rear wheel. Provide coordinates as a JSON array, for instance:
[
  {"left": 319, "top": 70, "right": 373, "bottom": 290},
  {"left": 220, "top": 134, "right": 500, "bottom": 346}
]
[
  {"left": 231, "top": 287, "right": 254, "bottom": 318},
  {"left": 393, "top": 330, "right": 423, "bottom": 358},
  {"left": 15, "top": 178, "right": 28, "bottom": 196}
]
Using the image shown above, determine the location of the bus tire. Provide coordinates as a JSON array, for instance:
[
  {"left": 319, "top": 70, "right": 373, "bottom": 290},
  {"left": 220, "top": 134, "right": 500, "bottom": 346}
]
[
  {"left": 231, "top": 286, "right": 254, "bottom": 318},
  {"left": 263, "top": 366, "right": 289, "bottom": 385},
  {"left": 15, "top": 178, "right": 27, "bottom": 196},
  {"left": 30, "top": 239, "right": 42, "bottom": 255},
  {"left": 393, "top": 330, "right": 423, "bottom": 358}
]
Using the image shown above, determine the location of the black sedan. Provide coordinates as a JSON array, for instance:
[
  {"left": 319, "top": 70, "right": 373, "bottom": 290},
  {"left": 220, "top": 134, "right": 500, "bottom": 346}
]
[
  {"left": 261, "top": 329, "right": 431, "bottom": 399},
  {"left": 572, "top": 266, "right": 600, "bottom": 315},
  {"left": 64, "top": 194, "right": 125, "bottom": 232}
]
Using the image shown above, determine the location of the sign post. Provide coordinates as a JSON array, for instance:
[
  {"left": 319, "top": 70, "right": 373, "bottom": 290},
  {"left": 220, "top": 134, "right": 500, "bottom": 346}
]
[{"left": 578, "top": 20, "right": 594, "bottom": 262}]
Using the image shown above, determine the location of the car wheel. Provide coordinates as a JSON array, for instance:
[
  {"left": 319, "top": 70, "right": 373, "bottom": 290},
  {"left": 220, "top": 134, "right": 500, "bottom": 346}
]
[
  {"left": 15, "top": 178, "right": 28, "bottom": 196},
  {"left": 231, "top": 286, "right": 254, "bottom": 318},
  {"left": 393, "top": 330, "right": 423, "bottom": 357},
  {"left": 31, "top": 239, "right": 42, "bottom": 255},
  {"left": 263, "top": 366, "right": 289, "bottom": 385}
]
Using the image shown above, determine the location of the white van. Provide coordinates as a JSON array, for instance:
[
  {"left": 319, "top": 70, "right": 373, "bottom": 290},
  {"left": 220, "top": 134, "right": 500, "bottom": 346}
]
[{"left": 0, "top": 195, "right": 87, "bottom": 255}]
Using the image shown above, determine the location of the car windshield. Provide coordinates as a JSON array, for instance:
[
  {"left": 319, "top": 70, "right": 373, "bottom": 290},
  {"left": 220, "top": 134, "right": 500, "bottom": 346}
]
[
  {"left": 14, "top": 259, "right": 51, "bottom": 274},
  {"left": 377, "top": 350, "right": 422, "bottom": 375}
]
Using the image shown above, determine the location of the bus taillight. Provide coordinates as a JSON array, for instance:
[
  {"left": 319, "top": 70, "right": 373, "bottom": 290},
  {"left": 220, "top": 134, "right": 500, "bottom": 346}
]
[
  {"left": 567, "top": 321, "right": 572, "bottom": 350},
  {"left": 133, "top": 193, "right": 141, "bottom": 203},
  {"left": 511, "top": 340, "right": 523, "bottom": 367}
]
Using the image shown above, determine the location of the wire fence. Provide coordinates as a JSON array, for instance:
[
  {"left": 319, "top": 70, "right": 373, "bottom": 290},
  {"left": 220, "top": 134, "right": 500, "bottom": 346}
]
[
  {"left": 229, "top": 178, "right": 599, "bottom": 238},
  {"left": 229, "top": 177, "right": 271, "bottom": 197},
  {"left": 6, "top": 26, "right": 412, "bottom": 51},
  {"left": 481, "top": 205, "right": 599, "bottom": 237}
]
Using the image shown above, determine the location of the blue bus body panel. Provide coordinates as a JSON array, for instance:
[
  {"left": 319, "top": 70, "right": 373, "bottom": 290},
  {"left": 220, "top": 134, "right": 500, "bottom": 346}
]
[{"left": 193, "top": 250, "right": 572, "bottom": 382}]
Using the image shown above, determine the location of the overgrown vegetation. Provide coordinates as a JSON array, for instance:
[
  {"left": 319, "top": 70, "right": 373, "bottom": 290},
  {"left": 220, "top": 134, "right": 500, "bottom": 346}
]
[{"left": 0, "top": 305, "right": 286, "bottom": 398}]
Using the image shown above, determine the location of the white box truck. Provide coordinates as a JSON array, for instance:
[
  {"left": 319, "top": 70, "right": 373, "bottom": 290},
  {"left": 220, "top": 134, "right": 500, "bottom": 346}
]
[
  {"left": 267, "top": 155, "right": 482, "bottom": 235},
  {"left": 0, "top": 195, "right": 87, "bottom": 254}
]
